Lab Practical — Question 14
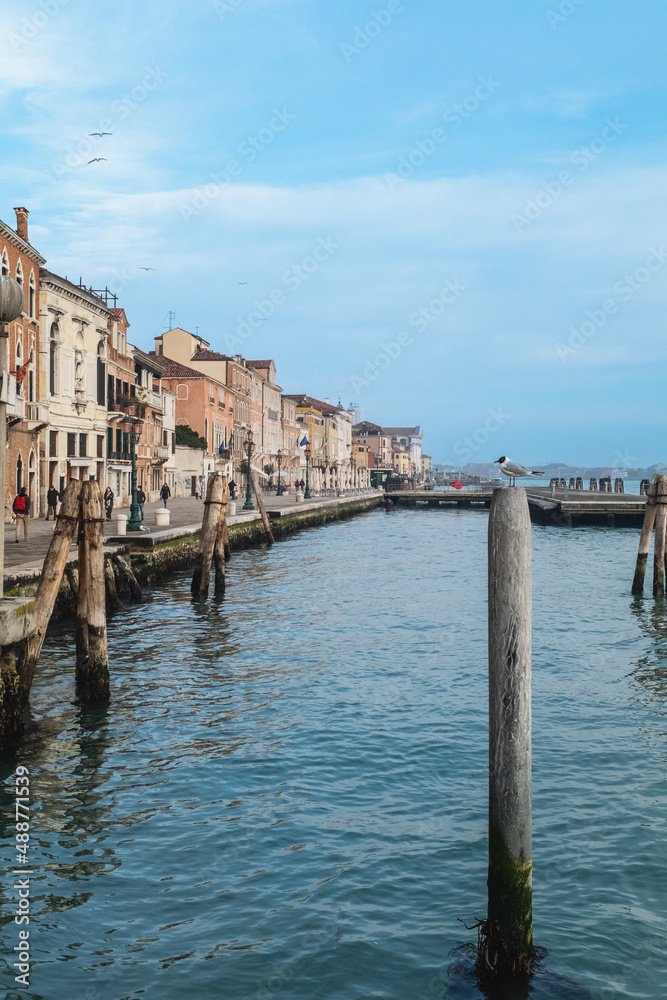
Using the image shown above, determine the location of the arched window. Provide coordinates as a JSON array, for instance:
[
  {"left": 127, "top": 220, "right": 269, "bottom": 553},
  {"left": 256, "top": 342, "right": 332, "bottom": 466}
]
[
  {"left": 1, "top": 249, "right": 8, "bottom": 276},
  {"left": 28, "top": 271, "right": 36, "bottom": 318},
  {"left": 177, "top": 384, "right": 188, "bottom": 400},
  {"left": 15, "top": 259, "right": 23, "bottom": 287}
]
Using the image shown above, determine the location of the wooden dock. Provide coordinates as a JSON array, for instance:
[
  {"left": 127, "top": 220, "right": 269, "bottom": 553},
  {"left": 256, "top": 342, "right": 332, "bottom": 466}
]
[{"left": 385, "top": 488, "right": 646, "bottom": 526}]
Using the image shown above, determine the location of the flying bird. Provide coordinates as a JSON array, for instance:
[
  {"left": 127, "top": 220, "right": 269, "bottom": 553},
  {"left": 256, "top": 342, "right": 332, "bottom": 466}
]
[
  {"left": 89, "top": 132, "right": 112, "bottom": 136},
  {"left": 238, "top": 281, "right": 248, "bottom": 285},
  {"left": 138, "top": 267, "right": 155, "bottom": 271},
  {"left": 495, "top": 456, "right": 543, "bottom": 487},
  {"left": 88, "top": 157, "right": 107, "bottom": 163}
]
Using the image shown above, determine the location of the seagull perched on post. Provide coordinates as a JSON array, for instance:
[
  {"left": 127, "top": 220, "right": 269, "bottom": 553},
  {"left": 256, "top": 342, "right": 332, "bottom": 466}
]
[{"left": 494, "top": 456, "right": 542, "bottom": 487}]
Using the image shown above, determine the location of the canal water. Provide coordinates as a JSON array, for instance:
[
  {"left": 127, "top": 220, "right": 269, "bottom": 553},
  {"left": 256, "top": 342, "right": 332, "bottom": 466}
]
[{"left": 1, "top": 506, "right": 666, "bottom": 999}]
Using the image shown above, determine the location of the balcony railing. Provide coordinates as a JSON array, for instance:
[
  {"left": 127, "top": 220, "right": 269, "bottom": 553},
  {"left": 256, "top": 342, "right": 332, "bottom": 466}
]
[
  {"left": 108, "top": 451, "right": 131, "bottom": 462},
  {"left": 153, "top": 444, "right": 169, "bottom": 461},
  {"left": 10, "top": 396, "right": 26, "bottom": 419},
  {"left": 27, "top": 402, "right": 50, "bottom": 422}
]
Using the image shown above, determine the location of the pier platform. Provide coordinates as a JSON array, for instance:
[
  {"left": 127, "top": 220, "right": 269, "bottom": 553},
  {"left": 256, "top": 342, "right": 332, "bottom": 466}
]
[{"left": 385, "top": 487, "right": 646, "bottom": 526}]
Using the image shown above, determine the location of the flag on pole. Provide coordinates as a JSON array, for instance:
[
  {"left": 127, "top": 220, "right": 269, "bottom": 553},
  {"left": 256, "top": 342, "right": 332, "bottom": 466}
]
[
  {"left": 299, "top": 435, "right": 308, "bottom": 447},
  {"left": 13, "top": 351, "right": 33, "bottom": 391}
]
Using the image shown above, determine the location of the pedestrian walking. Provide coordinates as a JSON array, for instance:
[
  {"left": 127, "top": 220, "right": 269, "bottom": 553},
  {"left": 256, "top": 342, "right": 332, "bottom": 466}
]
[
  {"left": 13, "top": 487, "right": 29, "bottom": 542},
  {"left": 104, "top": 486, "right": 114, "bottom": 521},
  {"left": 229, "top": 479, "right": 237, "bottom": 500},
  {"left": 160, "top": 482, "right": 171, "bottom": 507},
  {"left": 294, "top": 478, "right": 300, "bottom": 491},
  {"left": 136, "top": 486, "right": 146, "bottom": 521},
  {"left": 299, "top": 478, "right": 305, "bottom": 491},
  {"left": 46, "top": 484, "right": 59, "bottom": 520}
]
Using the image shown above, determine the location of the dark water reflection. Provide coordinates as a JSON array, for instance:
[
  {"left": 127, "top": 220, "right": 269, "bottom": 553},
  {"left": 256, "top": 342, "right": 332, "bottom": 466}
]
[{"left": 1, "top": 509, "right": 666, "bottom": 999}]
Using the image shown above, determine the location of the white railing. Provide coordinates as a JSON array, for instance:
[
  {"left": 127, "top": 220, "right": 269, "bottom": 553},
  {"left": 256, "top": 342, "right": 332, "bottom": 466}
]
[{"left": 10, "top": 395, "right": 26, "bottom": 419}]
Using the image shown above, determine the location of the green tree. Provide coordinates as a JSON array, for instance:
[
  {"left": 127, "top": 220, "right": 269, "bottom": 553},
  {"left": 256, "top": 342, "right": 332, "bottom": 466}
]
[{"left": 175, "top": 424, "right": 207, "bottom": 450}]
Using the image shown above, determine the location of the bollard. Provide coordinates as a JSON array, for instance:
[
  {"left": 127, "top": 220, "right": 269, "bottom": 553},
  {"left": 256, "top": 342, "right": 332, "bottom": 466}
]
[
  {"left": 15, "top": 482, "right": 82, "bottom": 714},
  {"left": 75, "top": 481, "right": 109, "bottom": 700},
  {"left": 479, "top": 487, "right": 533, "bottom": 977},
  {"left": 575, "top": 477, "right": 583, "bottom": 490},
  {"left": 192, "top": 473, "right": 224, "bottom": 596},
  {"left": 653, "top": 476, "right": 667, "bottom": 598},
  {"left": 558, "top": 478, "right": 566, "bottom": 488},
  {"left": 614, "top": 478, "right": 624, "bottom": 494},
  {"left": 568, "top": 478, "right": 575, "bottom": 489},
  {"left": 589, "top": 478, "right": 597, "bottom": 492},
  {"left": 640, "top": 479, "right": 650, "bottom": 497},
  {"left": 214, "top": 476, "right": 228, "bottom": 595}
]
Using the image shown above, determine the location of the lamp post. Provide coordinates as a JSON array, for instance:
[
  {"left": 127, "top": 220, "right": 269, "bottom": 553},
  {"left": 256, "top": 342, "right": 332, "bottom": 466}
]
[
  {"left": 351, "top": 454, "right": 356, "bottom": 491},
  {"left": 304, "top": 445, "right": 312, "bottom": 499},
  {"left": 243, "top": 430, "right": 255, "bottom": 510},
  {"left": 0, "top": 276, "right": 26, "bottom": 598},
  {"left": 121, "top": 417, "right": 144, "bottom": 531},
  {"left": 276, "top": 449, "right": 283, "bottom": 496}
]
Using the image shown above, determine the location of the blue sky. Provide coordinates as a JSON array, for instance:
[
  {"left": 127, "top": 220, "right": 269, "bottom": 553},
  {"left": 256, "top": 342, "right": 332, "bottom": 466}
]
[{"left": 2, "top": 0, "right": 667, "bottom": 466}]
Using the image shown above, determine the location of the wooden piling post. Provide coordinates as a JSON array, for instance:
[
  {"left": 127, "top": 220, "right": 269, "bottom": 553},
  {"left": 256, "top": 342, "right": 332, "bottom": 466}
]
[
  {"left": 104, "top": 557, "right": 122, "bottom": 615},
  {"left": 214, "top": 476, "right": 228, "bottom": 595},
  {"left": 75, "top": 481, "right": 109, "bottom": 699},
  {"left": 575, "top": 477, "right": 583, "bottom": 490},
  {"left": 16, "top": 481, "right": 82, "bottom": 704},
  {"left": 589, "top": 478, "right": 597, "bottom": 492},
  {"left": 251, "top": 468, "right": 275, "bottom": 545},
  {"left": 112, "top": 555, "right": 142, "bottom": 602},
  {"left": 653, "top": 475, "right": 667, "bottom": 598},
  {"left": 191, "top": 473, "right": 224, "bottom": 595},
  {"left": 479, "top": 486, "right": 533, "bottom": 977}
]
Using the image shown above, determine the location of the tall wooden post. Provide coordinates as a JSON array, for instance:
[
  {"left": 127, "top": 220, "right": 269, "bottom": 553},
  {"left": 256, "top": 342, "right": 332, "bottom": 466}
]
[
  {"left": 653, "top": 476, "right": 667, "bottom": 598},
  {"left": 76, "top": 481, "right": 109, "bottom": 699},
  {"left": 191, "top": 472, "right": 224, "bottom": 595},
  {"left": 16, "top": 481, "right": 82, "bottom": 701},
  {"left": 632, "top": 476, "right": 658, "bottom": 595},
  {"left": 214, "top": 476, "right": 228, "bottom": 595},
  {"left": 250, "top": 468, "right": 274, "bottom": 545},
  {"left": 480, "top": 486, "right": 533, "bottom": 977}
]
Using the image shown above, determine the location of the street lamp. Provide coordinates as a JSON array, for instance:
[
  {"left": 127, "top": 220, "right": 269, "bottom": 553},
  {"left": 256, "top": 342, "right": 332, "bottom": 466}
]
[
  {"left": 120, "top": 417, "right": 144, "bottom": 531},
  {"left": 0, "top": 276, "right": 26, "bottom": 598},
  {"left": 276, "top": 449, "right": 283, "bottom": 496},
  {"left": 351, "top": 454, "right": 356, "bottom": 490},
  {"left": 304, "top": 445, "right": 312, "bottom": 499},
  {"left": 243, "top": 430, "right": 255, "bottom": 510}
]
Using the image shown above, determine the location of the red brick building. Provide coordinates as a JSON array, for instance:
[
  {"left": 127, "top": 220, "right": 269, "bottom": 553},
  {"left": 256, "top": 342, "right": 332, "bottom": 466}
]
[{"left": 1, "top": 207, "right": 46, "bottom": 517}]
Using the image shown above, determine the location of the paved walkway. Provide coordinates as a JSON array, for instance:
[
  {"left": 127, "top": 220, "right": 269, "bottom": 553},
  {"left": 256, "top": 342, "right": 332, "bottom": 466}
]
[{"left": 3, "top": 489, "right": 377, "bottom": 580}]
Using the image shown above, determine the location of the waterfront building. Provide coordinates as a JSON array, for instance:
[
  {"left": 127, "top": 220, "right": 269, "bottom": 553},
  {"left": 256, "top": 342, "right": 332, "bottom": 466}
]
[
  {"left": 352, "top": 421, "right": 393, "bottom": 470},
  {"left": 384, "top": 426, "right": 424, "bottom": 479},
  {"left": 283, "top": 395, "right": 352, "bottom": 490},
  {"left": 392, "top": 447, "right": 411, "bottom": 477},
  {"left": 38, "top": 269, "right": 111, "bottom": 507},
  {"left": 151, "top": 355, "right": 233, "bottom": 471},
  {"left": 281, "top": 396, "right": 301, "bottom": 483},
  {"left": 105, "top": 307, "right": 138, "bottom": 503},
  {"left": 132, "top": 348, "right": 170, "bottom": 498},
  {"left": 1, "top": 207, "right": 46, "bottom": 517},
  {"left": 247, "top": 360, "right": 282, "bottom": 476}
]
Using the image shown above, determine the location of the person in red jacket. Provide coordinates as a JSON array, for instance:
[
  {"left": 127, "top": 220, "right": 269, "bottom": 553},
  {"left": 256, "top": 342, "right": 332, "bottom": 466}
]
[{"left": 13, "top": 486, "right": 29, "bottom": 542}]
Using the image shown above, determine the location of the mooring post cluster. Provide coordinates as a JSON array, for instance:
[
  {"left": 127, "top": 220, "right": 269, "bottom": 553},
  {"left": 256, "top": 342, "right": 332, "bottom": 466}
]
[
  {"left": 631, "top": 474, "right": 665, "bottom": 596},
  {"left": 192, "top": 473, "right": 229, "bottom": 596},
  {"left": 480, "top": 486, "right": 534, "bottom": 978}
]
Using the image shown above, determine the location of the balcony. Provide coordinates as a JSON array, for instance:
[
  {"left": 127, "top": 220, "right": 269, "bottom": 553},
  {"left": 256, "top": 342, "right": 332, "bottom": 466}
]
[
  {"left": 27, "top": 401, "right": 50, "bottom": 423},
  {"left": 9, "top": 395, "right": 26, "bottom": 420},
  {"left": 153, "top": 444, "right": 169, "bottom": 462},
  {"left": 108, "top": 451, "right": 131, "bottom": 462}
]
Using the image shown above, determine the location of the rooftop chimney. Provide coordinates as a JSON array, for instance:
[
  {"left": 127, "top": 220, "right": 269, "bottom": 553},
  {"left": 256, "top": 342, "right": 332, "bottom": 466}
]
[{"left": 14, "top": 207, "right": 29, "bottom": 243}]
